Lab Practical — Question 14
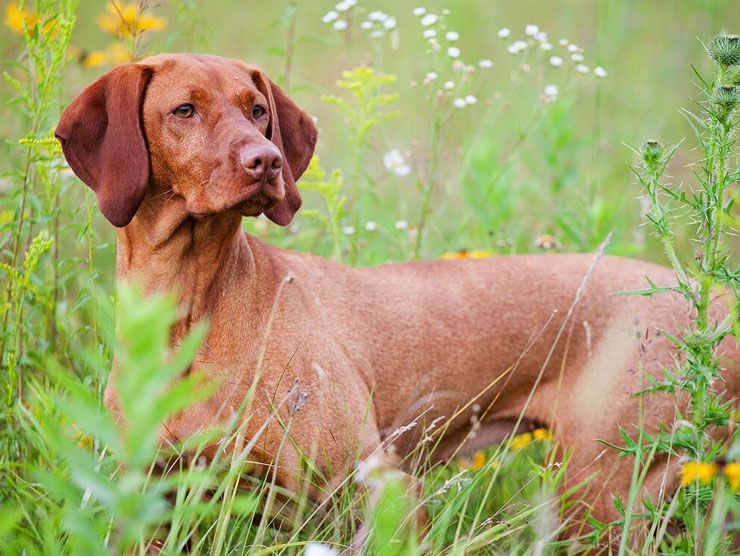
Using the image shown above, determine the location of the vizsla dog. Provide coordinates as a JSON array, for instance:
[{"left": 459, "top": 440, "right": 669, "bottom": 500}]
[{"left": 56, "top": 54, "right": 739, "bottom": 545}]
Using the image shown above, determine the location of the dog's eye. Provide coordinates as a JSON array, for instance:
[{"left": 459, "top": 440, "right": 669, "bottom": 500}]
[
  {"left": 173, "top": 104, "right": 195, "bottom": 118},
  {"left": 251, "top": 105, "right": 266, "bottom": 119}
]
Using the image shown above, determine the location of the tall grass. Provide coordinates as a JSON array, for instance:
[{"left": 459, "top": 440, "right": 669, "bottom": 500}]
[{"left": 1, "top": 1, "right": 739, "bottom": 554}]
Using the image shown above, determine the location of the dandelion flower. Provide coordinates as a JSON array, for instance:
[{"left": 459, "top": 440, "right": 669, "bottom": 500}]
[
  {"left": 478, "top": 59, "right": 493, "bottom": 68},
  {"left": 681, "top": 461, "right": 718, "bottom": 486},
  {"left": 725, "top": 462, "right": 740, "bottom": 490},
  {"left": 576, "top": 64, "right": 589, "bottom": 74},
  {"left": 365, "top": 221, "right": 377, "bottom": 232},
  {"left": 453, "top": 97, "right": 466, "bottom": 108},
  {"left": 446, "top": 30, "right": 459, "bottom": 41},
  {"left": 497, "top": 27, "right": 510, "bottom": 38},
  {"left": 550, "top": 55, "right": 563, "bottom": 66},
  {"left": 333, "top": 19, "right": 348, "bottom": 30},
  {"left": 420, "top": 13, "right": 438, "bottom": 26},
  {"left": 413, "top": 7, "right": 426, "bottom": 16},
  {"left": 447, "top": 46, "right": 460, "bottom": 58},
  {"left": 544, "top": 85, "right": 558, "bottom": 98},
  {"left": 367, "top": 10, "right": 386, "bottom": 21},
  {"left": 322, "top": 10, "right": 338, "bottom": 23},
  {"left": 465, "top": 94, "right": 477, "bottom": 104},
  {"left": 525, "top": 24, "right": 539, "bottom": 36},
  {"left": 383, "top": 149, "right": 411, "bottom": 176},
  {"left": 594, "top": 66, "right": 607, "bottom": 78},
  {"left": 443, "top": 80, "right": 455, "bottom": 89},
  {"left": 394, "top": 220, "right": 408, "bottom": 230},
  {"left": 423, "top": 29, "right": 436, "bottom": 38},
  {"left": 571, "top": 53, "right": 584, "bottom": 62}
]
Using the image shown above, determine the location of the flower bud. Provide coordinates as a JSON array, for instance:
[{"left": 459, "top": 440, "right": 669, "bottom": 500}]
[
  {"left": 709, "top": 35, "right": 740, "bottom": 68},
  {"left": 713, "top": 85, "right": 740, "bottom": 112},
  {"left": 641, "top": 140, "right": 664, "bottom": 171}
]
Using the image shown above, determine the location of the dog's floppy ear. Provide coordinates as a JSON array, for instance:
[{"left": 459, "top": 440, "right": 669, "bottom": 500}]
[
  {"left": 55, "top": 64, "right": 153, "bottom": 228},
  {"left": 253, "top": 71, "right": 318, "bottom": 226}
]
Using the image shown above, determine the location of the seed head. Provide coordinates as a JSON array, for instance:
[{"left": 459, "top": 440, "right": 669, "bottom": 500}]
[
  {"left": 640, "top": 140, "right": 664, "bottom": 170},
  {"left": 708, "top": 35, "right": 740, "bottom": 68}
]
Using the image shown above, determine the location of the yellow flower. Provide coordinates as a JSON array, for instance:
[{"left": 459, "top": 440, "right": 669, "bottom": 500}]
[
  {"left": 471, "top": 450, "right": 486, "bottom": 470},
  {"left": 533, "top": 428, "right": 552, "bottom": 440},
  {"left": 511, "top": 431, "right": 533, "bottom": 450},
  {"left": 108, "top": 41, "right": 132, "bottom": 64},
  {"left": 442, "top": 249, "right": 494, "bottom": 259},
  {"left": 5, "top": 2, "right": 37, "bottom": 35},
  {"left": 724, "top": 462, "right": 740, "bottom": 491},
  {"left": 82, "top": 49, "right": 110, "bottom": 68},
  {"left": 681, "top": 461, "right": 718, "bottom": 486},
  {"left": 96, "top": 2, "right": 167, "bottom": 38}
]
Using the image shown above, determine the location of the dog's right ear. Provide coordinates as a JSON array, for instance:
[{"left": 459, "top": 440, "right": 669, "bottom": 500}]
[{"left": 55, "top": 64, "right": 153, "bottom": 228}]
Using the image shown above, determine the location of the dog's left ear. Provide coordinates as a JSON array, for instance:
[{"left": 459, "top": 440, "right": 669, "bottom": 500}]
[{"left": 253, "top": 71, "right": 318, "bottom": 226}]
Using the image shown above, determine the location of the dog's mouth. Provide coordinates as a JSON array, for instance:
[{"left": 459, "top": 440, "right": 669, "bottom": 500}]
[{"left": 189, "top": 179, "right": 282, "bottom": 220}]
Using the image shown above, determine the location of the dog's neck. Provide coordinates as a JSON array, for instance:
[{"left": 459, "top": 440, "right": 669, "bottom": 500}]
[{"left": 116, "top": 188, "right": 258, "bottom": 341}]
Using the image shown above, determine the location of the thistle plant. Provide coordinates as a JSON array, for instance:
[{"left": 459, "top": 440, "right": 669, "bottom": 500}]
[{"left": 626, "top": 34, "right": 740, "bottom": 545}]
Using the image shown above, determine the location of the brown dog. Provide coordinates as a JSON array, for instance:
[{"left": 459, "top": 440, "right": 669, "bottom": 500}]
[{"left": 56, "top": 53, "right": 738, "bottom": 544}]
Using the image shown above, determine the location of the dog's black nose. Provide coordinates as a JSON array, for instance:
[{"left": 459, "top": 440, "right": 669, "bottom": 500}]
[{"left": 240, "top": 145, "right": 283, "bottom": 182}]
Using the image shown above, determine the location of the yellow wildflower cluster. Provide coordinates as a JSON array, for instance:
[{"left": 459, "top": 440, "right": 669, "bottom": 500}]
[
  {"left": 681, "top": 460, "right": 740, "bottom": 491},
  {"left": 96, "top": 2, "right": 167, "bottom": 38},
  {"left": 442, "top": 249, "right": 494, "bottom": 259},
  {"left": 457, "top": 428, "right": 552, "bottom": 470},
  {"left": 4, "top": 2, "right": 54, "bottom": 36}
]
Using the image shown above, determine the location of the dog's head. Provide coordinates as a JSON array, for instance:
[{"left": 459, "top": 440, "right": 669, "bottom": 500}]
[{"left": 55, "top": 53, "right": 317, "bottom": 227}]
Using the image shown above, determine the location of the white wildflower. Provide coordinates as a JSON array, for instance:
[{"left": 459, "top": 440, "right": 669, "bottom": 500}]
[
  {"left": 370, "top": 29, "right": 384, "bottom": 38},
  {"left": 497, "top": 27, "right": 510, "bottom": 38},
  {"left": 534, "top": 31, "right": 548, "bottom": 42},
  {"left": 465, "top": 94, "right": 477, "bottom": 104},
  {"left": 383, "top": 17, "right": 397, "bottom": 29},
  {"left": 335, "top": 0, "right": 356, "bottom": 11},
  {"left": 452, "top": 59, "right": 465, "bottom": 71},
  {"left": 394, "top": 220, "right": 408, "bottom": 230},
  {"left": 540, "top": 42, "right": 553, "bottom": 50},
  {"left": 413, "top": 7, "right": 426, "bottom": 16},
  {"left": 365, "top": 221, "right": 377, "bottom": 232},
  {"left": 478, "top": 59, "right": 493, "bottom": 68},
  {"left": 333, "top": 19, "right": 347, "bottom": 30},
  {"left": 521, "top": 63, "right": 531, "bottom": 72},
  {"left": 443, "top": 80, "right": 455, "bottom": 89},
  {"left": 576, "top": 64, "right": 589, "bottom": 73},
  {"left": 367, "top": 10, "right": 386, "bottom": 20},
  {"left": 420, "top": 13, "right": 438, "bottom": 26},
  {"left": 423, "top": 29, "right": 436, "bottom": 38},
  {"left": 305, "top": 542, "right": 338, "bottom": 556},
  {"left": 507, "top": 40, "right": 527, "bottom": 54},
  {"left": 426, "top": 71, "right": 438, "bottom": 80},
  {"left": 558, "top": 38, "right": 568, "bottom": 46},
  {"left": 525, "top": 24, "right": 539, "bottom": 36},
  {"left": 571, "top": 53, "right": 584, "bottom": 62},
  {"left": 550, "top": 55, "right": 563, "bottom": 66},
  {"left": 342, "top": 226, "right": 355, "bottom": 235},
  {"left": 360, "top": 20, "right": 373, "bottom": 29},
  {"left": 322, "top": 10, "right": 338, "bottom": 23},
  {"left": 446, "top": 30, "right": 459, "bottom": 41},
  {"left": 453, "top": 97, "right": 466, "bottom": 108},
  {"left": 544, "top": 84, "right": 558, "bottom": 97},
  {"left": 447, "top": 46, "right": 460, "bottom": 58},
  {"left": 383, "top": 149, "right": 411, "bottom": 176},
  {"left": 594, "top": 66, "right": 607, "bottom": 78},
  {"left": 567, "top": 43, "right": 579, "bottom": 53}
]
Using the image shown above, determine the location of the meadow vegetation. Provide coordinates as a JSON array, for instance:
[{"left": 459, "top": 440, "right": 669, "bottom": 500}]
[{"left": 1, "top": 1, "right": 739, "bottom": 554}]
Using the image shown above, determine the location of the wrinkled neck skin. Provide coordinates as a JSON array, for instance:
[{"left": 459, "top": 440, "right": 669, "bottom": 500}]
[{"left": 116, "top": 185, "right": 257, "bottom": 342}]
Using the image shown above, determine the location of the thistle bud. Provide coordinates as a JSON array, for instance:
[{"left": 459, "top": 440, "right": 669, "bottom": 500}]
[
  {"left": 712, "top": 85, "right": 740, "bottom": 121},
  {"left": 708, "top": 35, "right": 740, "bottom": 68},
  {"left": 641, "top": 140, "right": 664, "bottom": 172}
]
